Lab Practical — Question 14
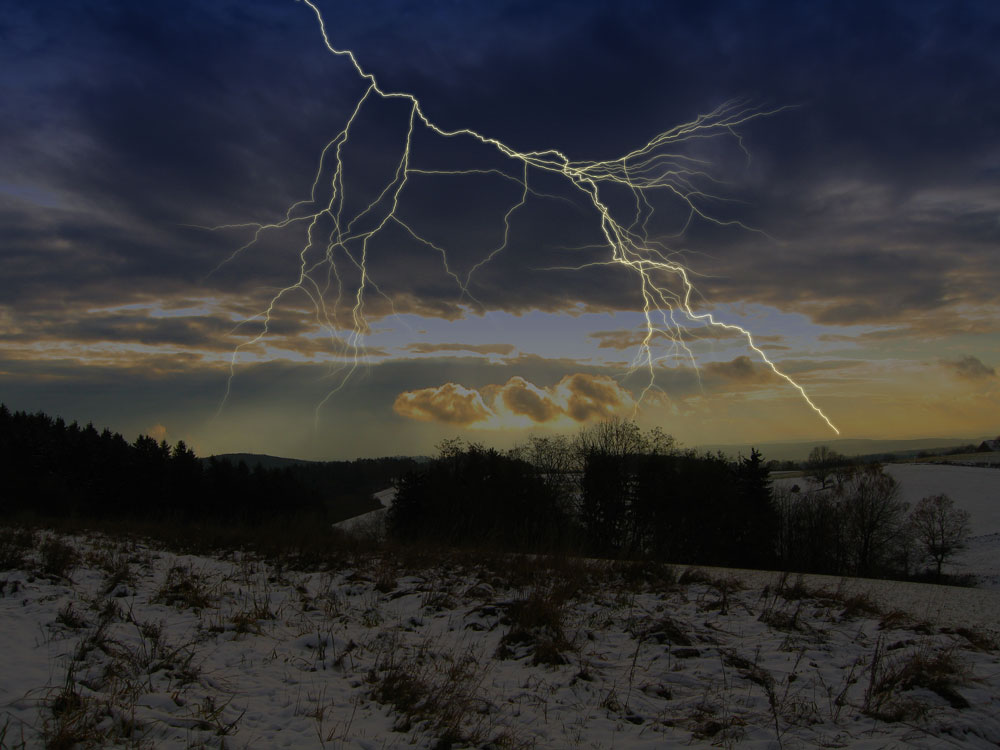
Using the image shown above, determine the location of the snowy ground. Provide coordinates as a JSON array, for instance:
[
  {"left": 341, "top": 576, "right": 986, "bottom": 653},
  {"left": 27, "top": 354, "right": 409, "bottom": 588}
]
[
  {"left": 332, "top": 488, "right": 395, "bottom": 539},
  {"left": 2, "top": 528, "right": 1000, "bottom": 749}
]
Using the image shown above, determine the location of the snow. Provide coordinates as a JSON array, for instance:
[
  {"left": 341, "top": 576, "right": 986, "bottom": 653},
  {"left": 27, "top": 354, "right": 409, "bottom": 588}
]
[
  {"left": 333, "top": 487, "right": 395, "bottom": 537},
  {"left": 3, "top": 529, "right": 1000, "bottom": 749}
]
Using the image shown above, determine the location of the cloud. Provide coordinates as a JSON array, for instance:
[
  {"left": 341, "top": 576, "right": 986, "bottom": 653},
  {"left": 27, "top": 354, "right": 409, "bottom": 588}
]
[
  {"left": 393, "top": 373, "right": 634, "bottom": 427},
  {"left": 702, "top": 356, "right": 779, "bottom": 385},
  {"left": 589, "top": 327, "right": 785, "bottom": 351},
  {"left": 4, "top": 0, "right": 1000, "bottom": 351},
  {"left": 942, "top": 355, "right": 996, "bottom": 381},
  {"left": 392, "top": 382, "right": 494, "bottom": 425},
  {"left": 588, "top": 329, "right": 651, "bottom": 350},
  {"left": 817, "top": 314, "right": 1000, "bottom": 345},
  {"left": 404, "top": 342, "right": 516, "bottom": 356},
  {"left": 498, "top": 376, "right": 562, "bottom": 422},
  {"left": 558, "top": 373, "right": 631, "bottom": 421}
]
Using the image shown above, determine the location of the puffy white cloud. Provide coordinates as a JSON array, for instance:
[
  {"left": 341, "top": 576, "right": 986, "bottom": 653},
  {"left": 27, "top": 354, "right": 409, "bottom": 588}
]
[{"left": 393, "top": 373, "right": 635, "bottom": 427}]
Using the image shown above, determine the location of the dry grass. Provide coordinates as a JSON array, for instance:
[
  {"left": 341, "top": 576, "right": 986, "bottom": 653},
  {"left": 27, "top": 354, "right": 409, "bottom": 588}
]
[
  {"left": 615, "top": 559, "right": 678, "bottom": 590},
  {"left": 0, "top": 527, "right": 35, "bottom": 571},
  {"left": 38, "top": 535, "right": 79, "bottom": 580},
  {"left": 839, "top": 592, "right": 881, "bottom": 619},
  {"left": 496, "top": 586, "right": 574, "bottom": 666},
  {"left": 368, "top": 639, "right": 498, "bottom": 747},
  {"left": 633, "top": 614, "right": 692, "bottom": 647},
  {"left": 39, "top": 589, "right": 205, "bottom": 749},
  {"left": 939, "top": 626, "right": 997, "bottom": 652},
  {"left": 153, "top": 565, "right": 213, "bottom": 610},
  {"left": 678, "top": 567, "right": 712, "bottom": 585},
  {"left": 863, "top": 638, "right": 971, "bottom": 721},
  {"left": 3, "top": 524, "right": 996, "bottom": 750}
]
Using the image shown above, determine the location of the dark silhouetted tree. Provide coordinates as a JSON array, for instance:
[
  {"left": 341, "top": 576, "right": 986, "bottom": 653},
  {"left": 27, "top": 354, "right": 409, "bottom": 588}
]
[
  {"left": 804, "top": 445, "right": 846, "bottom": 489},
  {"left": 909, "top": 493, "right": 971, "bottom": 577}
]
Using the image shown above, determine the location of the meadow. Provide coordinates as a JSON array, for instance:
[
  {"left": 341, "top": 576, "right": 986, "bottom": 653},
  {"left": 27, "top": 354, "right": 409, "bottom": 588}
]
[{"left": 2, "top": 461, "right": 999, "bottom": 749}]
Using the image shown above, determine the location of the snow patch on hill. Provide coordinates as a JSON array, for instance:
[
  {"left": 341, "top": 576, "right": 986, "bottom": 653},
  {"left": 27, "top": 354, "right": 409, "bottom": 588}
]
[{"left": 2, "top": 529, "right": 1000, "bottom": 748}]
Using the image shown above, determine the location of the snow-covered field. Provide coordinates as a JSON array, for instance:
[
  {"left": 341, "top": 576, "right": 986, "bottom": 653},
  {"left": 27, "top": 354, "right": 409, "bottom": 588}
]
[
  {"left": 882, "top": 464, "right": 1000, "bottom": 536},
  {"left": 774, "top": 463, "right": 1000, "bottom": 590},
  {"left": 2, "top": 528, "right": 1000, "bottom": 749},
  {"left": 884, "top": 464, "right": 1000, "bottom": 590}
]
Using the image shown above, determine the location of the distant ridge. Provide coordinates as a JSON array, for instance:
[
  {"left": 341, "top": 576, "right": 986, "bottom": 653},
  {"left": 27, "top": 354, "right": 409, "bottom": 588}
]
[
  {"left": 206, "top": 453, "right": 317, "bottom": 470},
  {"left": 698, "top": 436, "right": 991, "bottom": 462},
  {"left": 210, "top": 440, "right": 996, "bottom": 466},
  {"left": 207, "top": 453, "right": 432, "bottom": 468}
]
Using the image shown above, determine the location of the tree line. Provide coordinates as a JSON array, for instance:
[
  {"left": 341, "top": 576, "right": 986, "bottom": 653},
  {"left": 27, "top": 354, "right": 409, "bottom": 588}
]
[
  {"left": 775, "top": 447, "right": 971, "bottom": 579},
  {"left": 389, "top": 419, "right": 775, "bottom": 568},
  {"left": 0, "top": 405, "right": 414, "bottom": 526},
  {"left": 389, "top": 421, "right": 972, "bottom": 580},
  {"left": 2, "top": 405, "right": 970, "bottom": 580}
]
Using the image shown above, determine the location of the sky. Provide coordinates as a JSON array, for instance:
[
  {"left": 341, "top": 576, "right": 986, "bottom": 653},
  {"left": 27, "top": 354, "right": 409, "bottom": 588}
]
[{"left": 2, "top": 0, "right": 999, "bottom": 459}]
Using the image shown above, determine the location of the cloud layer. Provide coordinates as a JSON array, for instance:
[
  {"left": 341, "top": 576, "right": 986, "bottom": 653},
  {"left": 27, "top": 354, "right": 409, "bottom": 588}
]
[
  {"left": 943, "top": 355, "right": 996, "bottom": 381},
  {"left": 3, "top": 0, "right": 999, "bottom": 456}
]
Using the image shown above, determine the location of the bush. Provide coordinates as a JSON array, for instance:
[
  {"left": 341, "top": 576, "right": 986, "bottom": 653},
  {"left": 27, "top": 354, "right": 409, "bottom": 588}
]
[
  {"left": 0, "top": 527, "right": 35, "bottom": 570},
  {"left": 368, "top": 640, "right": 493, "bottom": 745},
  {"left": 864, "top": 641, "right": 970, "bottom": 720},
  {"left": 38, "top": 536, "right": 79, "bottom": 579},
  {"left": 496, "top": 587, "right": 573, "bottom": 665},
  {"left": 154, "top": 565, "right": 213, "bottom": 610}
]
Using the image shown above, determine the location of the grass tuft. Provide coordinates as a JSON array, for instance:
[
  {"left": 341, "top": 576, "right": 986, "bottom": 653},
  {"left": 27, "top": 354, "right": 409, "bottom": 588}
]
[
  {"left": 38, "top": 536, "right": 79, "bottom": 580},
  {"left": 496, "top": 587, "right": 573, "bottom": 666},
  {"left": 0, "top": 527, "right": 36, "bottom": 570},
  {"left": 864, "top": 638, "right": 971, "bottom": 721},
  {"left": 368, "top": 640, "right": 493, "bottom": 746},
  {"left": 154, "top": 565, "right": 213, "bottom": 610}
]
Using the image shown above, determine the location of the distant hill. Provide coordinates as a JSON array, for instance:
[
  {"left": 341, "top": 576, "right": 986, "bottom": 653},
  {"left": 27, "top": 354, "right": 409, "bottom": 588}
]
[
  {"left": 698, "top": 437, "right": 990, "bottom": 462},
  {"left": 206, "top": 453, "right": 317, "bottom": 470}
]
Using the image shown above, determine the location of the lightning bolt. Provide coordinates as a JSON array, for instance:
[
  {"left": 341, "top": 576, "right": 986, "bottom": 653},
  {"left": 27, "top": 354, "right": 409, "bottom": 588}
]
[{"left": 209, "top": 0, "right": 839, "bottom": 436}]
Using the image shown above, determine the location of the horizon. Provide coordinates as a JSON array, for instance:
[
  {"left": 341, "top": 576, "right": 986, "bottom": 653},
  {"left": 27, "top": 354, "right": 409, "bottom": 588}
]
[
  {"left": 3, "top": 1, "right": 999, "bottom": 459},
  {"left": 202, "top": 433, "right": 1000, "bottom": 464},
  {"left": 7, "top": 401, "right": 992, "bottom": 465}
]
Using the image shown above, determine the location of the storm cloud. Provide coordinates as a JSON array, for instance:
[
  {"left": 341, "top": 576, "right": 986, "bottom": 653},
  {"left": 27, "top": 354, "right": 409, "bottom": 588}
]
[{"left": 3, "top": 0, "right": 999, "bottom": 456}]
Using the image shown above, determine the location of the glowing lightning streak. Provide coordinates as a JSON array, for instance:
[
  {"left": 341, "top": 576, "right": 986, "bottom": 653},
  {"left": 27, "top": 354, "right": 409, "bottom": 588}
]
[{"left": 211, "top": 0, "right": 839, "bottom": 435}]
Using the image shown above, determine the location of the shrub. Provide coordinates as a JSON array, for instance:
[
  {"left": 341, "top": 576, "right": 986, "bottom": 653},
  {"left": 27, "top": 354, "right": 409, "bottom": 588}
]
[
  {"left": 38, "top": 536, "right": 79, "bottom": 580},
  {"left": 0, "top": 527, "right": 35, "bottom": 570},
  {"left": 496, "top": 587, "right": 573, "bottom": 665},
  {"left": 154, "top": 565, "right": 212, "bottom": 610},
  {"left": 864, "top": 639, "right": 970, "bottom": 721},
  {"left": 368, "top": 641, "right": 492, "bottom": 746}
]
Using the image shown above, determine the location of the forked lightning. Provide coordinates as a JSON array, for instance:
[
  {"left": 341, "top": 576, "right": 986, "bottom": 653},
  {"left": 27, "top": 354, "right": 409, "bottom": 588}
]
[{"left": 209, "top": 0, "right": 839, "bottom": 435}]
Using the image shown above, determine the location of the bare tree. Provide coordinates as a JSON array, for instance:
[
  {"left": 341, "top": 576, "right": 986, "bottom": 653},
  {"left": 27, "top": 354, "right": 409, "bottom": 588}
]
[
  {"left": 509, "top": 434, "right": 577, "bottom": 511},
  {"left": 840, "top": 464, "right": 908, "bottom": 577},
  {"left": 908, "top": 494, "right": 971, "bottom": 577},
  {"left": 574, "top": 416, "right": 646, "bottom": 459},
  {"left": 804, "top": 445, "right": 847, "bottom": 489}
]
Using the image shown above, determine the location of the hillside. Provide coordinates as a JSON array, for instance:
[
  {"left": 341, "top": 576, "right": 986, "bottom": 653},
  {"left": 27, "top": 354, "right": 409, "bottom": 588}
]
[{"left": 2, "top": 528, "right": 999, "bottom": 749}]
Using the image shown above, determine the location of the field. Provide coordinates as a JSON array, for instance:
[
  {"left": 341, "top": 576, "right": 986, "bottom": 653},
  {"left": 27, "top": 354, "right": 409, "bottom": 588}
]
[
  {"left": 1, "top": 463, "right": 999, "bottom": 749},
  {"left": 913, "top": 452, "right": 1000, "bottom": 469}
]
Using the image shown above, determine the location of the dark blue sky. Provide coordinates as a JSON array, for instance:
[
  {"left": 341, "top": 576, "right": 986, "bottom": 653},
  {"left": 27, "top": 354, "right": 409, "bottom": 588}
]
[{"left": 2, "top": 0, "right": 998, "bottom": 455}]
